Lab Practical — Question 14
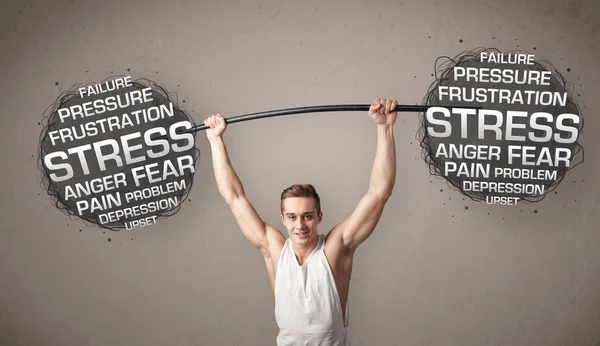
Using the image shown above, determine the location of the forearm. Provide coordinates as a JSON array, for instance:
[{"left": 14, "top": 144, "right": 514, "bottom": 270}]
[
  {"left": 208, "top": 136, "right": 245, "bottom": 204},
  {"left": 368, "top": 124, "right": 396, "bottom": 198}
]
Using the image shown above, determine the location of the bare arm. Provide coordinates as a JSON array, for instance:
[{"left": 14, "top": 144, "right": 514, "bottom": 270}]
[
  {"left": 330, "top": 98, "right": 397, "bottom": 251},
  {"left": 208, "top": 135, "right": 244, "bottom": 203},
  {"left": 206, "top": 114, "right": 280, "bottom": 251}
]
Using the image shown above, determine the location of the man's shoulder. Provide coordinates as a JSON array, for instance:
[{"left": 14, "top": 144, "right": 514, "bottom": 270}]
[
  {"left": 264, "top": 226, "right": 286, "bottom": 256},
  {"left": 324, "top": 227, "right": 353, "bottom": 256}
]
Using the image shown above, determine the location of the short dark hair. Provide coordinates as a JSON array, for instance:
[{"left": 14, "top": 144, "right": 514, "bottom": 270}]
[{"left": 280, "top": 184, "right": 321, "bottom": 214}]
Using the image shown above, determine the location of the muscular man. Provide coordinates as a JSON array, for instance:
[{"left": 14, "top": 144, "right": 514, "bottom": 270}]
[{"left": 204, "top": 98, "right": 398, "bottom": 346}]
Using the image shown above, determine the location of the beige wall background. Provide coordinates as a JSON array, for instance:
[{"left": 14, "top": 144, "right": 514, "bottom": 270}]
[{"left": 1, "top": 0, "right": 599, "bottom": 345}]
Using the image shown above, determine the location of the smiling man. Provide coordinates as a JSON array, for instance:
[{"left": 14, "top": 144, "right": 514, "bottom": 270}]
[{"left": 204, "top": 97, "right": 398, "bottom": 346}]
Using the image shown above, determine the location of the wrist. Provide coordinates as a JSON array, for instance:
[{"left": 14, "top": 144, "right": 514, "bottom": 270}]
[
  {"left": 377, "top": 123, "right": 394, "bottom": 133},
  {"left": 208, "top": 136, "right": 224, "bottom": 144}
]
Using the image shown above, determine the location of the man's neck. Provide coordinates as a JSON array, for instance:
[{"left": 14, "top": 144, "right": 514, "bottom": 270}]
[{"left": 292, "top": 236, "right": 319, "bottom": 265}]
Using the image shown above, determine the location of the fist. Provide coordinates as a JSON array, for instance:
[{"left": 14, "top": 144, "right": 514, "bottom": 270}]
[
  {"left": 368, "top": 98, "right": 398, "bottom": 126},
  {"left": 204, "top": 113, "right": 227, "bottom": 140}
]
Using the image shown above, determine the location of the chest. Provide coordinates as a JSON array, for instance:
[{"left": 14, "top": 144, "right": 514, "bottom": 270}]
[{"left": 277, "top": 249, "right": 329, "bottom": 292}]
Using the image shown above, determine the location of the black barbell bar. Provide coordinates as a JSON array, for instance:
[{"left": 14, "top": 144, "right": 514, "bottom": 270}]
[{"left": 167, "top": 103, "right": 482, "bottom": 137}]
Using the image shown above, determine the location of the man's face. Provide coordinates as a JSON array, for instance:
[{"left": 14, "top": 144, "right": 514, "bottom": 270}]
[{"left": 280, "top": 197, "right": 322, "bottom": 246}]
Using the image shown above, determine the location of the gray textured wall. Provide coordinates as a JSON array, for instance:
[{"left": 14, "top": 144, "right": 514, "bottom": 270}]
[{"left": 1, "top": 0, "right": 599, "bottom": 345}]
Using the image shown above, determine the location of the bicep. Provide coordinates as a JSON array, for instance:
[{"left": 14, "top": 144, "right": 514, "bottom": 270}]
[
  {"left": 339, "top": 192, "right": 389, "bottom": 250},
  {"left": 229, "top": 196, "right": 270, "bottom": 249},
  {"left": 229, "top": 196, "right": 284, "bottom": 251}
]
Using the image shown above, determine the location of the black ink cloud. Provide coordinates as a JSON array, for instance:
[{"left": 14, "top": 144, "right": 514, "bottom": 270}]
[
  {"left": 38, "top": 76, "right": 201, "bottom": 230},
  {"left": 417, "top": 47, "right": 584, "bottom": 203}
]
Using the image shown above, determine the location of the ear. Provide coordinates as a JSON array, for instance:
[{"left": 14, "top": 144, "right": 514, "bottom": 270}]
[{"left": 318, "top": 210, "right": 323, "bottom": 224}]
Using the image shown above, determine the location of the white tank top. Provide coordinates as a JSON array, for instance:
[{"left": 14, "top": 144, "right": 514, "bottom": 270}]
[{"left": 274, "top": 234, "right": 351, "bottom": 346}]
